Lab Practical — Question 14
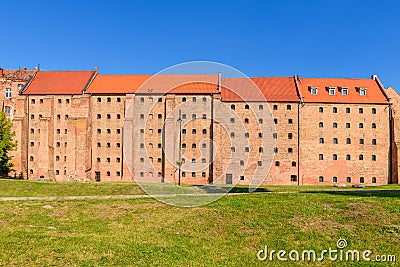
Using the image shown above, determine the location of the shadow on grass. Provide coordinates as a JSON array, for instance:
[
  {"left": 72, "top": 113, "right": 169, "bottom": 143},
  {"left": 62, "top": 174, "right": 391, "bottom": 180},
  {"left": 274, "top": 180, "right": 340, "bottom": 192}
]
[
  {"left": 303, "top": 189, "right": 400, "bottom": 198},
  {"left": 193, "top": 185, "right": 271, "bottom": 194}
]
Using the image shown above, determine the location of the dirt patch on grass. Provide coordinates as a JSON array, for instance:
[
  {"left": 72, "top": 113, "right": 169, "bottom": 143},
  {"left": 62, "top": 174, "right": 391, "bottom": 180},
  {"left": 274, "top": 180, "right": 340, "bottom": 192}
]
[
  {"left": 343, "top": 202, "right": 374, "bottom": 217},
  {"left": 290, "top": 216, "right": 354, "bottom": 233}
]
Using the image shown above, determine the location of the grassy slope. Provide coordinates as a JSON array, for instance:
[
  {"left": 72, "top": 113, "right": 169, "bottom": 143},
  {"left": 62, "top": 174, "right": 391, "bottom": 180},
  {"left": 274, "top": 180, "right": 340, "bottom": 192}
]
[{"left": 0, "top": 180, "right": 399, "bottom": 266}]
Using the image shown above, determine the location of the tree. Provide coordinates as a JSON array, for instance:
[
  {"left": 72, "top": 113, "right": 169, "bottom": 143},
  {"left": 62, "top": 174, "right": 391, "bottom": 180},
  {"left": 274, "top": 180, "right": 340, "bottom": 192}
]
[{"left": 0, "top": 112, "right": 17, "bottom": 176}]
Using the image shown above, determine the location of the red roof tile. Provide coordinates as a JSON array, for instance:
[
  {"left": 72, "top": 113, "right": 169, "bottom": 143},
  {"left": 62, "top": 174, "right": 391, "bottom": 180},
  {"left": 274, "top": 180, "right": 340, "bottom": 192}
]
[
  {"left": 87, "top": 74, "right": 219, "bottom": 94},
  {"left": 221, "top": 77, "right": 299, "bottom": 102},
  {"left": 22, "top": 71, "right": 95, "bottom": 95},
  {"left": 297, "top": 77, "right": 388, "bottom": 104},
  {"left": 86, "top": 75, "right": 151, "bottom": 93}
]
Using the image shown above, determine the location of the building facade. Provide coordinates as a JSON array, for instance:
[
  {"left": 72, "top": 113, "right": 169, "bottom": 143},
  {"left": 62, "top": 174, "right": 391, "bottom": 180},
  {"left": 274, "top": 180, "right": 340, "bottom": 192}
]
[{"left": 7, "top": 69, "right": 399, "bottom": 185}]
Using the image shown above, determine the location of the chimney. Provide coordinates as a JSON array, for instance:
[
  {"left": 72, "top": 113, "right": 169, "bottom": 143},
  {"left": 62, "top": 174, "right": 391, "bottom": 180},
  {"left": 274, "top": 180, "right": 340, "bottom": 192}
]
[
  {"left": 0, "top": 67, "right": 3, "bottom": 77},
  {"left": 371, "top": 74, "right": 378, "bottom": 80}
]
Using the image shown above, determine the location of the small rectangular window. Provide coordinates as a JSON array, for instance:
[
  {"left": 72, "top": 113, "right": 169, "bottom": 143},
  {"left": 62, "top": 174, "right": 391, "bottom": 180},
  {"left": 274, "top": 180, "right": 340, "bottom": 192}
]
[
  {"left": 341, "top": 87, "right": 348, "bottom": 95},
  {"left": 328, "top": 87, "right": 336, "bottom": 95},
  {"left": 310, "top": 87, "right": 318, "bottom": 95}
]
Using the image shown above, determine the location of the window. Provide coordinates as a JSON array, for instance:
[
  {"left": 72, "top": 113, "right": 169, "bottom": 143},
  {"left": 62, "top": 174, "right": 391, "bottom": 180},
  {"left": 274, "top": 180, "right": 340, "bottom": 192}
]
[
  {"left": 116, "top": 158, "right": 121, "bottom": 163},
  {"left": 346, "top": 138, "right": 351, "bottom": 144},
  {"left": 319, "top": 107, "right": 323, "bottom": 113},
  {"left": 259, "top": 105, "right": 263, "bottom": 110},
  {"left": 333, "top": 176, "right": 338, "bottom": 183},
  {"left": 292, "top": 161, "right": 296, "bottom": 167},
  {"left": 360, "top": 88, "right": 367, "bottom": 96},
  {"left": 319, "top": 138, "right": 324, "bottom": 144},
  {"left": 245, "top": 147, "right": 250, "bottom": 152},
  {"left": 192, "top": 129, "right": 197, "bottom": 135},
  {"left": 158, "top": 114, "right": 162, "bottom": 119},
  {"left": 273, "top": 133, "right": 277, "bottom": 139},
  {"left": 5, "top": 106, "right": 11, "bottom": 114},
  {"left": 346, "top": 154, "right": 351, "bottom": 160},
  {"left": 372, "top": 139, "right": 376, "bottom": 145},
  {"left": 258, "top": 133, "right": 263, "bottom": 138},
  {"left": 359, "top": 154, "right": 364, "bottom": 160},
  {"left": 65, "top": 115, "right": 69, "bottom": 119},
  {"left": 274, "top": 118, "right": 278, "bottom": 124},
  {"left": 107, "top": 97, "right": 111, "bottom": 102},
  {"left": 158, "top": 98, "right": 162, "bottom": 102},
  {"left": 202, "top": 129, "right": 207, "bottom": 134},
  {"left": 287, "top": 105, "right": 291, "bottom": 110},
  {"left": 202, "top": 158, "right": 206, "bottom": 163},
  {"left": 360, "top": 177, "right": 365, "bottom": 183},
  {"left": 97, "top": 114, "right": 101, "bottom": 119},
  {"left": 182, "top": 97, "right": 186, "bottom": 102},
  {"left": 346, "top": 123, "right": 350, "bottom": 128},
  {"left": 372, "top": 108, "right": 376, "bottom": 114},
  {"left": 202, "top": 97, "right": 206, "bottom": 103},
  {"left": 192, "top": 143, "right": 196, "bottom": 148},
  {"left": 288, "top": 133, "right": 293, "bottom": 139},
  {"left": 96, "top": 157, "right": 101, "bottom": 163},
  {"left": 244, "top": 118, "right": 249, "bottom": 124},
  {"left": 117, "top": 114, "right": 121, "bottom": 119},
  {"left": 5, "top": 88, "right": 11, "bottom": 98},
  {"left": 31, "top": 99, "right": 35, "bottom": 104},
  {"left": 231, "top": 104, "right": 235, "bottom": 110},
  {"left": 273, "top": 105, "right": 278, "bottom": 110},
  {"left": 319, "top": 154, "right": 324, "bottom": 160},
  {"left": 192, "top": 114, "right": 196, "bottom": 119},
  {"left": 182, "top": 129, "right": 187, "bottom": 135},
  {"left": 202, "top": 172, "right": 206, "bottom": 178},
  {"left": 202, "top": 143, "right": 206, "bottom": 149},
  {"left": 245, "top": 132, "right": 249, "bottom": 138},
  {"left": 258, "top": 161, "right": 262, "bottom": 166},
  {"left": 97, "top": 129, "right": 101, "bottom": 134},
  {"left": 140, "top": 97, "right": 144, "bottom": 103},
  {"left": 319, "top": 122, "right": 323, "bottom": 128},
  {"left": 192, "top": 172, "right": 196, "bottom": 177},
  {"left": 372, "top": 155, "right": 376, "bottom": 161},
  {"left": 106, "top": 157, "right": 111, "bottom": 163},
  {"left": 310, "top": 87, "right": 318, "bottom": 95},
  {"left": 240, "top": 176, "right": 245, "bottom": 181},
  {"left": 97, "top": 97, "right": 102, "bottom": 103},
  {"left": 106, "top": 171, "right": 110, "bottom": 177},
  {"left": 319, "top": 176, "right": 324, "bottom": 182},
  {"left": 333, "top": 107, "right": 337, "bottom": 113},
  {"left": 157, "top": 158, "right": 162, "bottom": 163},
  {"left": 240, "top": 160, "right": 245, "bottom": 166},
  {"left": 231, "top": 147, "right": 236, "bottom": 153},
  {"left": 333, "top": 138, "right": 338, "bottom": 144},
  {"left": 274, "top": 147, "right": 278, "bottom": 153},
  {"left": 31, "top": 114, "right": 34, "bottom": 119},
  {"left": 56, "top": 170, "right": 60, "bottom": 175},
  {"left": 117, "top": 129, "right": 121, "bottom": 134},
  {"left": 18, "top": 84, "right": 23, "bottom": 90},
  {"left": 182, "top": 114, "right": 186, "bottom": 119},
  {"left": 288, "top": 119, "right": 293, "bottom": 124},
  {"left": 30, "top": 128, "right": 34, "bottom": 134},
  {"left": 333, "top": 122, "right": 337, "bottom": 128},
  {"left": 328, "top": 87, "right": 336, "bottom": 95},
  {"left": 259, "top": 147, "right": 264, "bottom": 153},
  {"left": 57, "top": 129, "right": 61, "bottom": 134},
  {"left": 245, "top": 104, "right": 249, "bottom": 110},
  {"left": 117, "top": 97, "right": 121, "bottom": 102},
  {"left": 182, "top": 143, "right": 186, "bottom": 149},
  {"left": 359, "top": 108, "right": 363, "bottom": 114},
  {"left": 58, "top": 99, "right": 62, "bottom": 104},
  {"left": 333, "top": 154, "right": 338, "bottom": 160},
  {"left": 140, "top": 158, "right": 144, "bottom": 163},
  {"left": 346, "top": 107, "right": 350, "bottom": 113},
  {"left": 56, "top": 142, "right": 60, "bottom": 147},
  {"left": 359, "top": 139, "right": 364, "bottom": 144},
  {"left": 181, "top": 172, "right": 186, "bottom": 177},
  {"left": 140, "top": 143, "right": 144, "bottom": 148},
  {"left": 259, "top": 118, "right": 263, "bottom": 124},
  {"left": 40, "top": 99, "right": 43, "bottom": 104},
  {"left": 230, "top": 132, "right": 235, "bottom": 138},
  {"left": 359, "top": 123, "right": 363, "bottom": 128},
  {"left": 372, "top": 177, "right": 377, "bottom": 183},
  {"left": 30, "top": 169, "right": 33, "bottom": 175},
  {"left": 291, "top": 175, "right": 297, "bottom": 181},
  {"left": 192, "top": 97, "right": 197, "bottom": 102},
  {"left": 106, "top": 114, "right": 111, "bottom": 119},
  {"left": 341, "top": 88, "right": 348, "bottom": 95},
  {"left": 372, "top": 123, "right": 376, "bottom": 129},
  {"left": 275, "top": 161, "right": 280, "bottom": 166},
  {"left": 29, "top": 156, "right": 34, "bottom": 161},
  {"left": 230, "top": 118, "right": 235, "bottom": 123},
  {"left": 346, "top": 177, "right": 351, "bottom": 183},
  {"left": 158, "top": 143, "right": 162, "bottom": 148}
]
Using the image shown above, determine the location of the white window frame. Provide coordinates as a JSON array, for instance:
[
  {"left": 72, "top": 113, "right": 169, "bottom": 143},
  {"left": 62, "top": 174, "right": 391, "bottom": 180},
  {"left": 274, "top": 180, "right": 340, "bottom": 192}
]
[
  {"left": 360, "top": 88, "right": 367, "bottom": 96},
  {"left": 310, "top": 87, "right": 318, "bottom": 95},
  {"left": 328, "top": 87, "right": 336, "bottom": 95},
  {"left": 5, "top": 88, "right": 11, "bottom": 98},
  {"left": 341, "top": 87, "right": 348, "bottom": 96}
]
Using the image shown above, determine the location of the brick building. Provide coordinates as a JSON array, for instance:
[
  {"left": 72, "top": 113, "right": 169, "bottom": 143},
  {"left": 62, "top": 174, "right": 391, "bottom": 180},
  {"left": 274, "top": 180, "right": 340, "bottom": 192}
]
[{"left": 8, "top": 69, "right": 399, "bottom": 185}]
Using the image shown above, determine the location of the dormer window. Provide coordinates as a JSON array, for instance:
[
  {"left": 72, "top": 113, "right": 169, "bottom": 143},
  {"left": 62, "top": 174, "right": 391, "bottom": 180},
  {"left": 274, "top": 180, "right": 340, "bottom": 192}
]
[
  {"left": 360, "top": 88, "right": 367, "bottom": 96},
  {"left": 310, "top": 87, "right": 318, "bottom": 95},
  {"left": 328, "top": 87, "right": 336, "bottom": 95},
  {"left": 340, "top": 87, "right": 348, "bottom": 96}
]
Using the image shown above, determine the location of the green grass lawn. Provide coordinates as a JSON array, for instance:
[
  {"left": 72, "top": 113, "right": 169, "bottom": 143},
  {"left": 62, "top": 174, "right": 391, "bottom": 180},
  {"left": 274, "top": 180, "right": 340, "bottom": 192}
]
[{"left": 0, "top": 179, "right": 399, "bottom": 266}]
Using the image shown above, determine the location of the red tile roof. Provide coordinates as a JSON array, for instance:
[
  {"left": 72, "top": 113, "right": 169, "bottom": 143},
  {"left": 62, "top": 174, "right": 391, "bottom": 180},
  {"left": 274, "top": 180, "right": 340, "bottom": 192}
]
[
  {"left": 22, "top": 71, "right": 95, "bottom": 95},
  {"left": 87, "top": 74, "right": 219, "bottom": 94},
  {"left": 297, "top": 77, "right": 388, "bottom": 104},
  {"left": 221, "top": 77, "right": 299, "bottom": 102},
  {"left": 86, "top": 75, "right": 151, "bottom": 93}
]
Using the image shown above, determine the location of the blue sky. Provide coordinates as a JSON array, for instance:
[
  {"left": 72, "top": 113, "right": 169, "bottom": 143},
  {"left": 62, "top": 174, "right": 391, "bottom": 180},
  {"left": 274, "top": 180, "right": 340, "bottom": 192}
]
[{"left": 2, "top": 0, "right": 400, "bottom": 89}]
